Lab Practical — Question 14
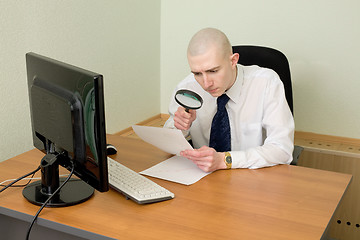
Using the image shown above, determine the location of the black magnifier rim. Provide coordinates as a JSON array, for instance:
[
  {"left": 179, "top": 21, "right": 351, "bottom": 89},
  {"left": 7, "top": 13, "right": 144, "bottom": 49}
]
[{"left": 175, "top": 89, "right": 203, "bottom": 110}]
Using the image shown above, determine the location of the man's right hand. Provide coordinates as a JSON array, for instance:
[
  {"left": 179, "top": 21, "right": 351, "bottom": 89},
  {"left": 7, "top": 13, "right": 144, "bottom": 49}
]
[{"left": 173, "top": 107, "right": 196, "bottom": 130}]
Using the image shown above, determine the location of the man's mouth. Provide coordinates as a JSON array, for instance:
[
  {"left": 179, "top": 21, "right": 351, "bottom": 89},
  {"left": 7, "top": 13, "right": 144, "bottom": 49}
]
[{"left": 208, "top": 88, "right": 218, "bottom": 94}]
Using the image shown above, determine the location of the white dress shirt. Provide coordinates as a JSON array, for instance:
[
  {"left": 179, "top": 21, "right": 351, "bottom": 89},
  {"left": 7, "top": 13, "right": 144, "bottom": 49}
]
[{"left": 164, "top": 64, "right": 295, "bottom": 169}]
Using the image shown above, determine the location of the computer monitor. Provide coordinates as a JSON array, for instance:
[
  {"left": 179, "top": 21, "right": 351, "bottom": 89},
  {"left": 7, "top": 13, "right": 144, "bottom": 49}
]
[{"left": 23, "top": 52, "right": 109, "bottom": 207}]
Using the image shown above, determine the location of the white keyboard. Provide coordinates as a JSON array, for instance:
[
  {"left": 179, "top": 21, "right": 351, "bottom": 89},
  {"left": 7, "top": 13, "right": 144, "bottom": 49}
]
[{"left": 107, "top": 157, "right": 174, "bottom": 204}]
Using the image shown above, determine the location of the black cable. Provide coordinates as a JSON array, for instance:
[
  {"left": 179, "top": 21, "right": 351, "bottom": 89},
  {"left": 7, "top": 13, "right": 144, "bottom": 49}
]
[
  {"left": 0, "top": 166, "right": 41, "bottom": 193},
  {"left": 25, "top": 162, "right": 75, "bottom": 240}
]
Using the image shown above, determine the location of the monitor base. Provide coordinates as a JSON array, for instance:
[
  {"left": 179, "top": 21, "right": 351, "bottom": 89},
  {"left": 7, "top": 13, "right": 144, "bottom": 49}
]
[{"left": 23, "top": 178, "right": 94, "bottom": 207}]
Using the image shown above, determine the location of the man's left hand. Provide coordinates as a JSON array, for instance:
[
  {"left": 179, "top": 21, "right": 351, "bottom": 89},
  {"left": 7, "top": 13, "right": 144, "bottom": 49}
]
[{"left": 180, "top": 146, "right": 226, "bottom": 172}]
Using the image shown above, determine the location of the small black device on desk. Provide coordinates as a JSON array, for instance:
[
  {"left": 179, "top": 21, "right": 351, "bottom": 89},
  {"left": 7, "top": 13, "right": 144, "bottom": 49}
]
[{"left": 106, "top": 144, "right": 117, "bottom": 155}]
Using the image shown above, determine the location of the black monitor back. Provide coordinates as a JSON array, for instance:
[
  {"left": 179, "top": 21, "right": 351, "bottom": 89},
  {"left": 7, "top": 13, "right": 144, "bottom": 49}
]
[{"left": 26, "top": 53, "right": 108, "bottom": 193}]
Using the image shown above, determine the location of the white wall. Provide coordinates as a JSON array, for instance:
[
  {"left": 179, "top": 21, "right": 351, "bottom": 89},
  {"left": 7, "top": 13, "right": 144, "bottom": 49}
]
[
  {"left": 0, "top": 0, "right": 160, "bottom": 162},
  {"left": 160, "top": 0, "right": 360, "bottom": 139},
  {"left": 1, "top": 0, "right": 359, "bottom": 163}
]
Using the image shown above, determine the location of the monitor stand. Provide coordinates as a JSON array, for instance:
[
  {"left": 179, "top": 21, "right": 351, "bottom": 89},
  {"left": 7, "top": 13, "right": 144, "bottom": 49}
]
[{"left": 22, "top": 153, "right": 94, "bottom": 207}]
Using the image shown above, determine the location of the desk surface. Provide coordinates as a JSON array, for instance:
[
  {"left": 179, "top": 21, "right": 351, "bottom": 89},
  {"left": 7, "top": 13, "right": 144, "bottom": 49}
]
[{"left": 0, "top": 135, "right": 352, "bottom": 240}]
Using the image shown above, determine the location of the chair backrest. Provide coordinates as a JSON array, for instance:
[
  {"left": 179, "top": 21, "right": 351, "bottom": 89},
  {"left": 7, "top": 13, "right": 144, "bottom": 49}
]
[{"left": 232, "top": 45, "right": 293, "bottom": 114}]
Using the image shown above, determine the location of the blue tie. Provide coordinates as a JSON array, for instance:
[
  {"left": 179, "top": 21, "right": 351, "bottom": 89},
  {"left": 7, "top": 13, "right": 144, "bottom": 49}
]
[{"left": 209, "top": 94, "right": 231, "bottom": 152}]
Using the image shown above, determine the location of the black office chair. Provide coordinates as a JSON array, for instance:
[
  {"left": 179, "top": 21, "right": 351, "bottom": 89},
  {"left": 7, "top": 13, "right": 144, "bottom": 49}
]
[{"left": 232, "top": 45, "right": 303, "bottom": 165}]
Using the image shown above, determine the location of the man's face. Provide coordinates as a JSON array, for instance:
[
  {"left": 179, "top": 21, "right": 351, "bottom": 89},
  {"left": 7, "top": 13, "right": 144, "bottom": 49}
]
[{"left": 188, "top": 46, "right": 237, "bottom": 97}]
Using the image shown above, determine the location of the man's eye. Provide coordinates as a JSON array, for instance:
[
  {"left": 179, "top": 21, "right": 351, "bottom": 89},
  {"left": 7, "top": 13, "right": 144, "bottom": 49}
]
[{"left": 207, "top": 68, "right": 219, "bottom": 73}]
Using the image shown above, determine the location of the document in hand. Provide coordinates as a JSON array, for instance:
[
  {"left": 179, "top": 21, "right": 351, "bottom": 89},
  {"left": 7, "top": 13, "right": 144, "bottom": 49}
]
[
  {"left": 132, "top": 125, "right": 193, "bottom": 155},
  {"left": 132, "top": 125, "right": 210, "bottom": 185}
]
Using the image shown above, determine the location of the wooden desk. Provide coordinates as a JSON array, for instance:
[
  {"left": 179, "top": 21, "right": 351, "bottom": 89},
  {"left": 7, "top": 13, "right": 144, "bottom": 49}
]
[{"left": 0, "top": 135, "right": 352, "bottom": 240}]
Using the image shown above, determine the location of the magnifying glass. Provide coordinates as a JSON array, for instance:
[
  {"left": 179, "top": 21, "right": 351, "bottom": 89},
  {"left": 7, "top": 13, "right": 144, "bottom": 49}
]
[{"left": 175, "top": 89, "right": 203, "bottom": 112}]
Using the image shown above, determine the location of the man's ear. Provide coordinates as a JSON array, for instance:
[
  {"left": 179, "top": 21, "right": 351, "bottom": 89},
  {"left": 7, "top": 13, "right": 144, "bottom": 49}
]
[{"left": 230, "top": 53, "right": 239, "bottom": 67}]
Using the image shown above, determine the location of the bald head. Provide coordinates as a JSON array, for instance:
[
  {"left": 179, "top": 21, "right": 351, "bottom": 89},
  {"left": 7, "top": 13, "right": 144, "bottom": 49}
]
[{"left": 187, "top": 28, "right": 233, "bottom": 59}]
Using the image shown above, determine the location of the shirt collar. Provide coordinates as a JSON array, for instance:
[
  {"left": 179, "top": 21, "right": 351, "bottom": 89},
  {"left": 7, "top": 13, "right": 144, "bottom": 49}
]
[{"left": 225, "top": 64, "right": 243, "bottom": 104}]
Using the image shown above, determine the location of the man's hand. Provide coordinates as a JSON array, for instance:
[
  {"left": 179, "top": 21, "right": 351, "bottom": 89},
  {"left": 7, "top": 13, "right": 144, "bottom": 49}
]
[
  {"left": 174, "top": 107, "right": 196, "bottom": 130},
  {"left": 180, "top": 146, "right": 226, "bottom": 172}
]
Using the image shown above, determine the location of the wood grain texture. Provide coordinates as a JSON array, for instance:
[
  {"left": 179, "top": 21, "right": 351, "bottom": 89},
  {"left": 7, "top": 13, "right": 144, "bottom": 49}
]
[{"left": 0, "top": 135, "right": 352, "bottom": 240}]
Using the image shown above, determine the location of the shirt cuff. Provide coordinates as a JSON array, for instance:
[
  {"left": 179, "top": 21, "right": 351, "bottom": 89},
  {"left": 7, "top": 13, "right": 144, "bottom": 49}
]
[
  {"left": 229, "top": 151, "right": 246, "bottom": 169},
  {"left": 182, "top": 129, "right": 191, "bottom": 139}
]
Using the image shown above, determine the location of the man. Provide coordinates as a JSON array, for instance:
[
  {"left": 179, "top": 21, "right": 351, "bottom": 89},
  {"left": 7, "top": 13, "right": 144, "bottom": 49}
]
[{"left": 164, "top": 28, "right": 294, "bottom": 172}]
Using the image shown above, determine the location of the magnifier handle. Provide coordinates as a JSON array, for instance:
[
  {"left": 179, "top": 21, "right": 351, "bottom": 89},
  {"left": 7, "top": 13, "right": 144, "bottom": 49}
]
[{"left": 185, "top": 108, "right": 190, "bottom": 113}]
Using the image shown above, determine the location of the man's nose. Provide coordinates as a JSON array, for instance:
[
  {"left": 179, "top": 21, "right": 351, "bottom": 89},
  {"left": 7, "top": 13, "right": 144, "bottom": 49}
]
[{"left": 203, "top": 74, "right": 213, "bottom": 88}]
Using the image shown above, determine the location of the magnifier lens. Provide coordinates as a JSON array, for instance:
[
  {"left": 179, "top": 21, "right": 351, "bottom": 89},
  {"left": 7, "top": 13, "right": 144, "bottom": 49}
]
[
  {"left": 176, "top": 94, "right": 201, "bottom": 108},
  {"left": 175, "top": 89, "right": 203, "bottom": 111}
]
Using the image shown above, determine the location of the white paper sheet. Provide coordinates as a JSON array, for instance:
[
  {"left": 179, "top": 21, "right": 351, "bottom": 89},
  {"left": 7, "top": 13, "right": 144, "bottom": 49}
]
[
  {"left": 132, "top": 125, "right": 210, "bottom": 185},
  {"left": 140, "top": 156, "right": 210, "bottom": 185},
  {"left": 132, "top": 125, "right": 193, "bottom": 155}
]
